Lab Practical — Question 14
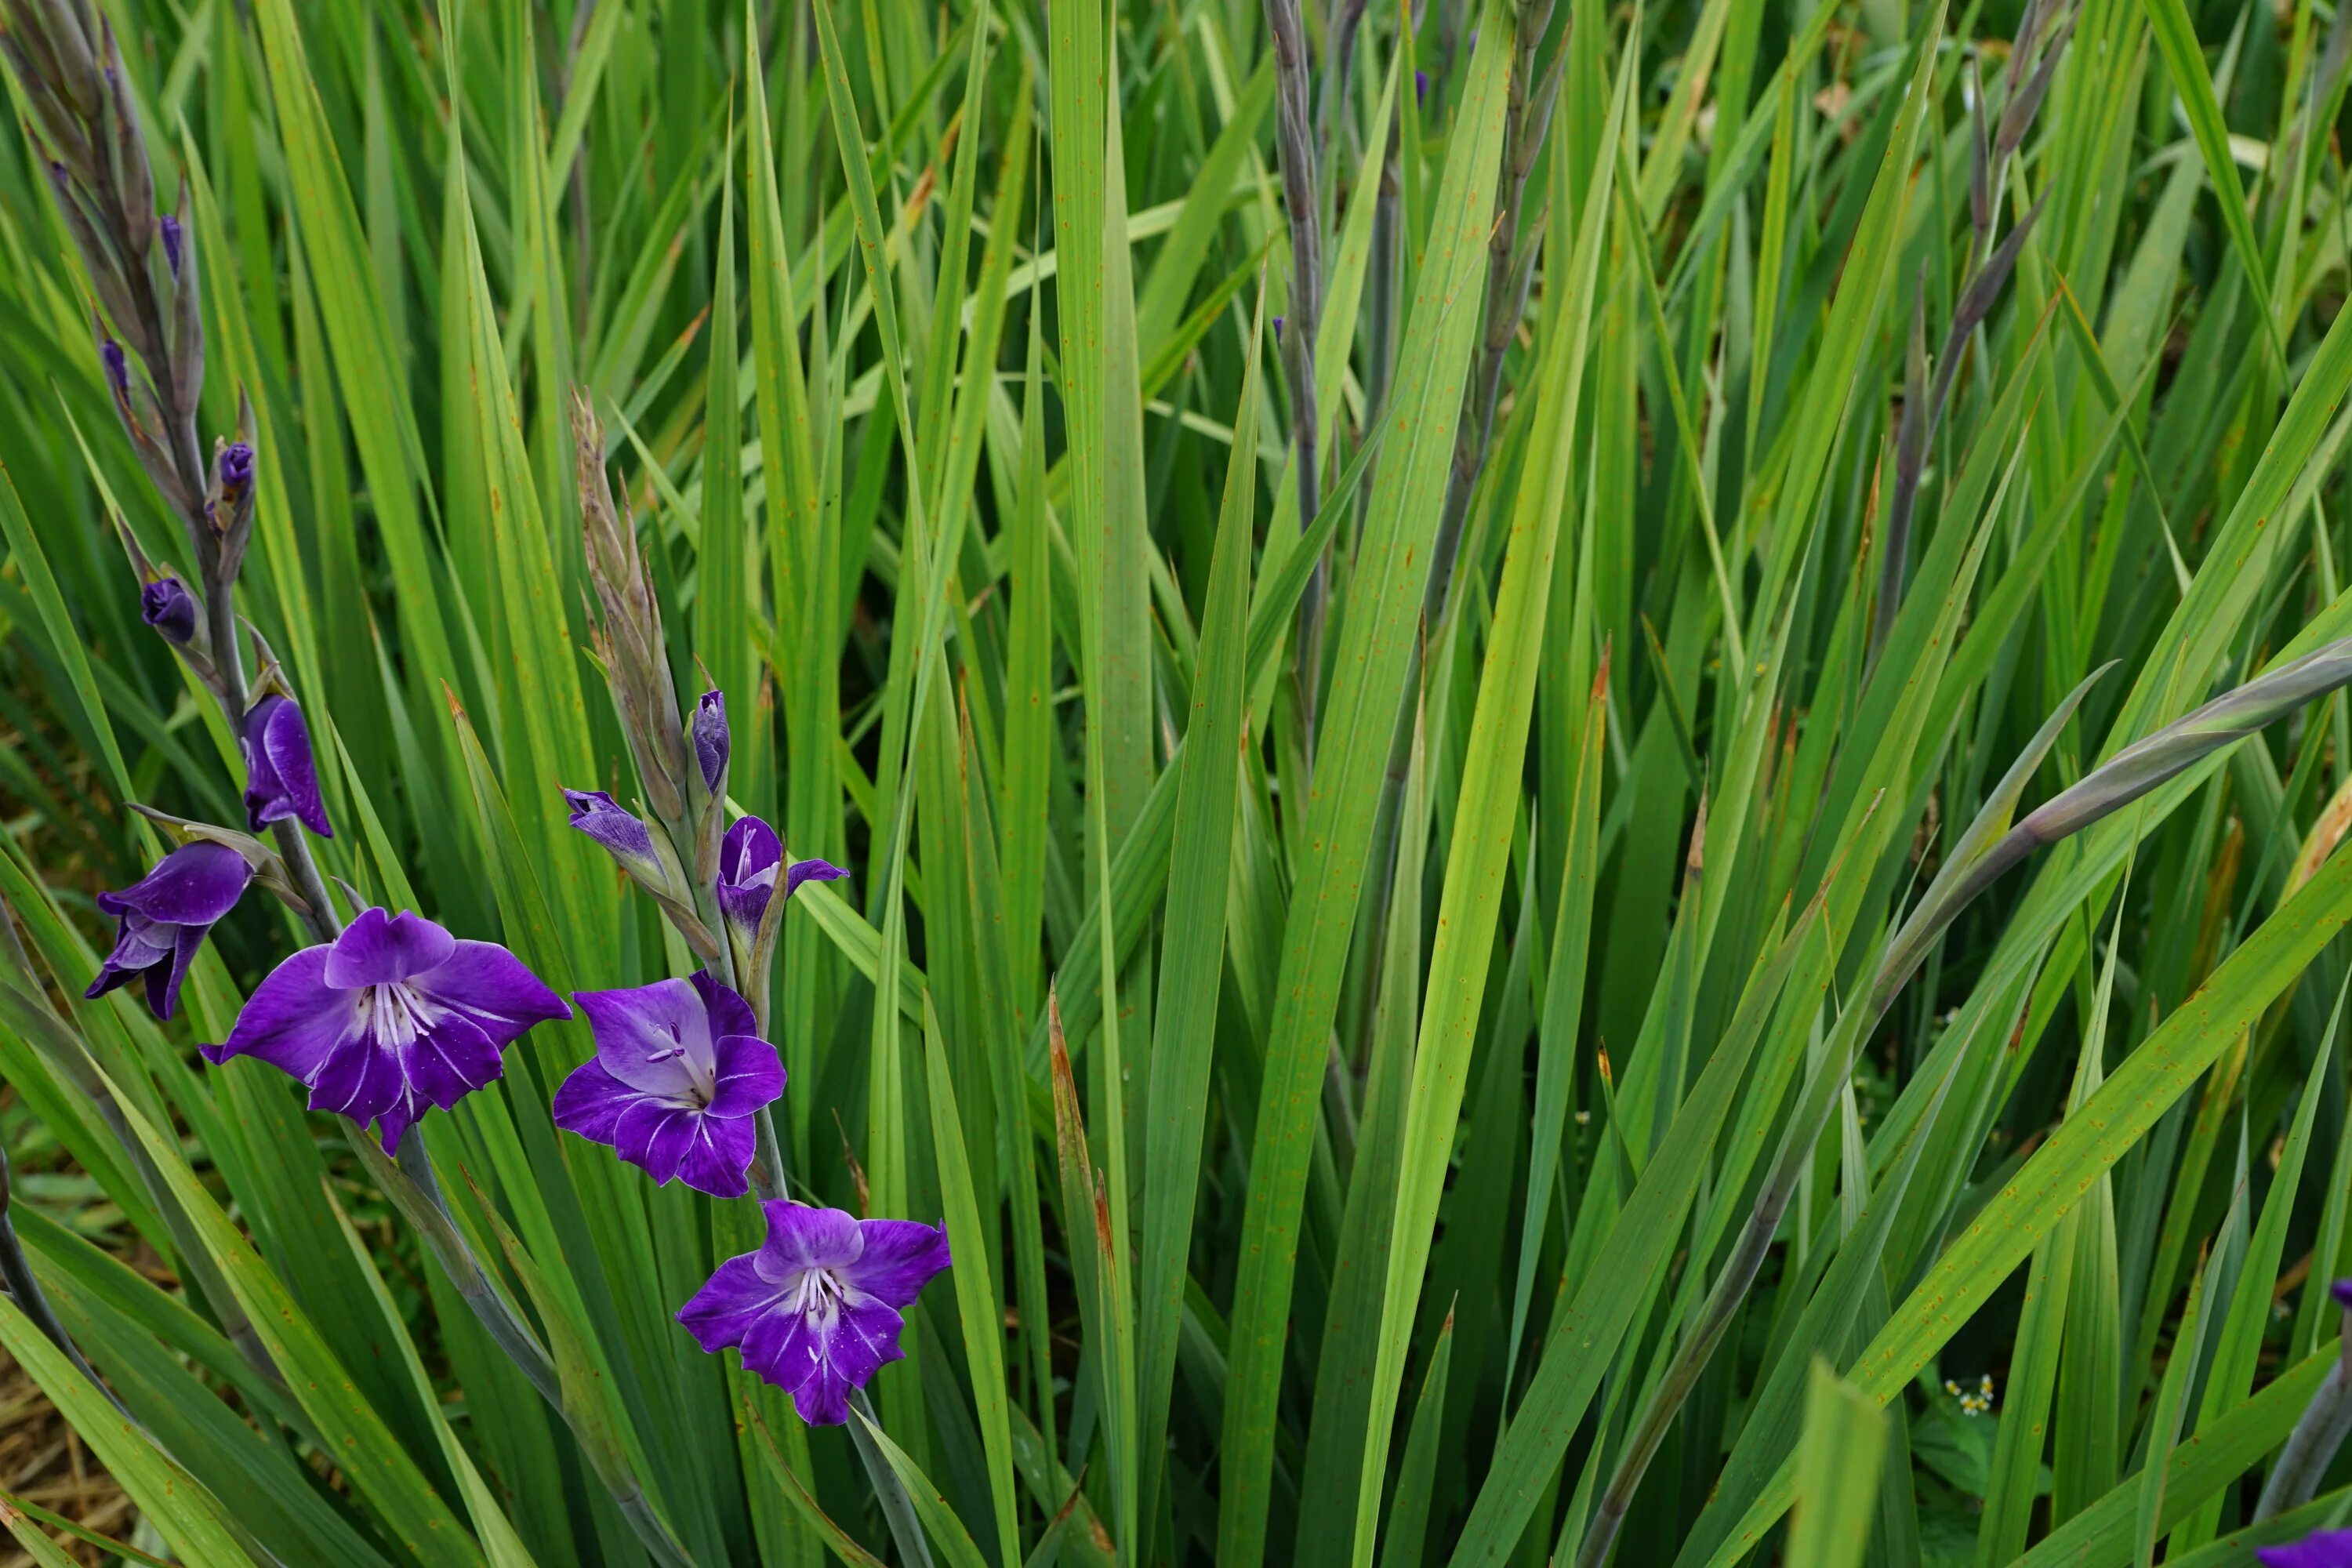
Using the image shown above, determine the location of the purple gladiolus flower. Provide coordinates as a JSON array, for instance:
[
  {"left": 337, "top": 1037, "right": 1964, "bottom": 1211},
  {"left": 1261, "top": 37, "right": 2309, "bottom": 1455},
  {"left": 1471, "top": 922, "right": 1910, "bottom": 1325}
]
[
  {"left": 241, "top": 693, "right": 332, "bottom": 837},
  {"left": 694, "top": 690, "right": 729, "bottom": 794},
  {"left": 564, "top": 788, "right": 666, "bottom": 884},
  {"left": 217, "top": 440, "right": 254, "bottom": 501},
  {"left": 553, "top": 972, "right": 784, "bottom": 1197},
  {"left": 204, "top": 908, "right": 568, "bottom": 1152},
  {"left": 140, "top": 576, "right": 198, "bottom": 644},
  {"left": 717, "top": 816, "right": 846, "bottom": 949},
  {"left": 2260, "top": 1530, "right": 2352, "bottom": 1566},
  {"left": 100, "top": 339, "right": 129, "bottom": 398},
  {"left": 678, "top": 1201, "right": 950, "bottom": 1424},
  {"left": 85, "top": 841, "right": 251, "bottom": 1020},
  {"left": 159, "top": 214, "right": 183, "bottom": 278}
]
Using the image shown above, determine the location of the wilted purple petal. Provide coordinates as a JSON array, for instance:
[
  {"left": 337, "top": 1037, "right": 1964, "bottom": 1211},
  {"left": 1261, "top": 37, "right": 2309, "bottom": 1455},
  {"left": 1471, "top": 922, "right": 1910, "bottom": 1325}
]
[
  {"left": 140, "top": 576, "right": 197, "bottom": 644},
  {"left": 694, "top": 689, "right": 729, "bottom": 795},
  {"left": 556, "top": 971, "right": 782, "bottom": 1197},
  {"left": 204, "top": 908, "right": 566, "bottom": 1152},
  {"left": 678, "top": 1200, "right": 951, "bottom": 1425},
  {"left": 84, "top": 840, "right": 251, "bottom": 1020},
  {"left": 241, "top": 694, "right": 332, "bottom": 837}
]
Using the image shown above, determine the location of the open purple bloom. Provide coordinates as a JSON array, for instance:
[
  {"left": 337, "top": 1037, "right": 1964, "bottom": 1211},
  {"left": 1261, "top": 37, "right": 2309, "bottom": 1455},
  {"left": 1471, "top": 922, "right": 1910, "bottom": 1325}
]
[
  {"left": 564, "top": 789, "right": 666, "bottom": 884},
  {"left": 241, "top": 694, "right": 332, "bottom": 837},
  {"left": 693, "top": 689, "right": 729, "bottom": 794},
  {"left": 140, "top": 576, "right": 197, "bottom": 644},
  {"left": 553, "top": 972, "right": 782, "bottom": 1197},
  {"left": 678, "top": 1202, "right": 950, "bottom": 1424},
  {"left": 203, "top": 908, "right": 568, "bottom": 1152},
  {"left": 159, "top": 214, "right": 183, "bottom": 278},
  {"left": 85, "top": 841, "right": 251, "bottom": 1020},
  {"left": 2260, "top": 1530, "right": 2352, "bottom": 1566}
]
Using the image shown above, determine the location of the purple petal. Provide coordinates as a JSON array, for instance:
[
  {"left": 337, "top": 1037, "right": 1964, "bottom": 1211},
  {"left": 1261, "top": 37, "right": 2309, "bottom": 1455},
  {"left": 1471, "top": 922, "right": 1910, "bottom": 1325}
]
[
  {"left": 307, "top": 1030, "right": 407, "bottom": 1127},
  {"left": 674, "top": 1117, "right": 757, "bottom": 1198},
  {"left": 159, "top": 214, "right": 183, "bottom": 278},
  {"left": 411, "top": 941, "right": 569, "bottom": 1047},
  {"left": 217, "top": 441, "right": 254, "bottom": 496},
  {"left": 563, "top": 789, "right": 663, "bottom": 883},
  {"left": 405, "top": 1011, "right": 505, "bottom": 1109},
  {"left": 574, "top": 978, "right": 713, "bottom": 1098},
  {"left": 749, "top": 1293, "right": 904, "bottom": 1426},
  {"left": 615, "top": 1100, "right": 699, "bottom": 1185},
  {"left": 100, "top": 841, "right": 250, "bottom": 926},
  {"left": 678, "top": 1254, "right": 784, "bottom": 1352},
  {"left": 2260, "top": 1532, "right": 2352, "bottom": 1568},
  {"left": 688, "top": 970, "right": 759, "bottom": 1042},
  {"left": 783, "top": 858, "right": 849, "bottom": 900},
  {"left": 844, "top": 1219, "right": 952, "bottom": 1308},
  {"left": 552, "top": 1058, "right": 637, "bottom": 1143},
  {"left": 2332, "top": 1279, "right": 2352, "bottom": 1310},
  {"left": 706, "top": 1033, "right": 784, "bottom": 1118},
  {"left": 693, "top": 690, "right": 729, "bottom": 795},
  {"left": 754, "top": 1202, "right": 864, "bottom": 1283},
  {"left": 325, "top": 907, "right": 456, "bottom": 989},
  {"left": 100, "top": 339, "right": 129, "bottom": 397},
  {"left": 204, "top": 946, "right": 357, "bottom": 1082}
]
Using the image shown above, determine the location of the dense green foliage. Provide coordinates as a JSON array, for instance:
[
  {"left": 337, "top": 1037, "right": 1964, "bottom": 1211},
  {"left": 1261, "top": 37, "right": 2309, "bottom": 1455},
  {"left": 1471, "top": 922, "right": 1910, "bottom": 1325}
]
[{"left": 13, "top": 0, "right": 2352, "bottom": 1562}]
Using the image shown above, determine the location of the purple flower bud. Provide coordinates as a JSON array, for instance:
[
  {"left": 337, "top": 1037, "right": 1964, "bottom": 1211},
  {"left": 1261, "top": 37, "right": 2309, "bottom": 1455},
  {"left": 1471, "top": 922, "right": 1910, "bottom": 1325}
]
[
  {"left": 85, "top": 841, "right": 252, "bottom": 1021},
  {"left": 694, "top": 689, "right": 729, "bottom": 795},
  {"left": 217, "top": 440, "right": 254, "bottom": 499},
  {"left": 100, "top": 338, "right": 129, "bottom": 398},
  {"left": 1415, "top": 70, "right": 1428, "bottom": 101},
  {"left": 2332, "top": 1279, "right": 2352, "bottom": 1310},
  {"left": 140, "top": 576, "right": 198, "bottom": 644},
  {"left": 1272, "top": 315, "right": 1284, "bottom": 345},
  {"left": 241, "top": 693, "right": 332, "bottom": 838},
  {"left": 564, "top": 788, "right": 666, "bottom": 886},
  {"left": 159, "top": 214, "right": 183, "bottom": 278}
]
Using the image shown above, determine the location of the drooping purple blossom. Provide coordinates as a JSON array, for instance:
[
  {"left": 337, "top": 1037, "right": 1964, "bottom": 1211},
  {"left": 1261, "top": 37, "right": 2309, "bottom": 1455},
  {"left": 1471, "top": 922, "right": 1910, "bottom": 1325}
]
[
  {"left": 140, "top": 575, "right": 197, "bottom": 644},
  {"left": 552, "top": 971, "right": 783, "bottom": 1197},
  {"left": 158, "top": 213, "right": 183, "bottom": 278},
  {"left": 2260, "top": 1530, "right": 2352, "bottom": 1567},
  {"left": 241, "top": 693, "right": 332, "bottom": 838},
  {"left": 564, "top": 789, "right": 665, "bottom": 884},
  {"left": 202, "top": 907, "right": 568, "bottom": 1152},
  {"left": 693, "top": 689, "right": 729, "bottom": 795},
  {"left": 85, "top": 840, "right": 251, "bottom": 1020},
  {"left": 677, "top": 1201, "right": 950, "bottom": 1424},
  {"left": 716, "top": 816, "right": 846, "bottom": 951}
]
